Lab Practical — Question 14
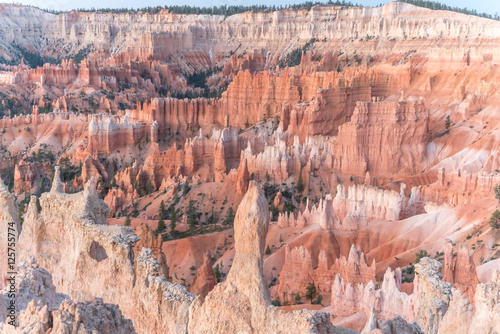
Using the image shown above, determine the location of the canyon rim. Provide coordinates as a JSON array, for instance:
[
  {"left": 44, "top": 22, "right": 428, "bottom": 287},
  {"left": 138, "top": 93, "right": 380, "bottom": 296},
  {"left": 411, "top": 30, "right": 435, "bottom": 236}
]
[{"left": 0, "top": 1, "right": 499, "bottom": 333}]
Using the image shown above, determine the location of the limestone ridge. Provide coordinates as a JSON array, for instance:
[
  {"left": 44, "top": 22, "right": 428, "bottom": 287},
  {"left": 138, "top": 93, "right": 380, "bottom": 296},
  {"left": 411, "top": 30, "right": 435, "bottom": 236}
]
[
  {"left": 188, "top": 181, "right": 336, "bottom": 333},
  {"left": 17, "top": 167, "right": 194, "bottom": 334}
]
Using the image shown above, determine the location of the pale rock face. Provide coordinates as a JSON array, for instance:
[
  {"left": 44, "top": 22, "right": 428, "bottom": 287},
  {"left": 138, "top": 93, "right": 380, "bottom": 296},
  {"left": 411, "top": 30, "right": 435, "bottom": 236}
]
[
  {"left": 0, "top": 260, "right": 135, "bottom": 334},
  {"left": 330, "top": 259, "right": 447, "bottom": 330},
  {"left": 412, "top": 258, "right": 453, "bottom": 334},
  {"left": 441, "top": 239, "right": 479, "bottom": 302},
  {"left": 0, "top": 178, "right": 19, "bottom": 289},
  {"left": 333, "top": 100, "right": 429, "bottom": 177},
  {"left": 188, "top": 181, "right": 336, "bottom": 333},
  {"left": 87, "top": 114, "right": 147, "bottom": 155},
  {"left": 278, "top": 183, "right": 408, "bottom": 231},
  {"left": 277, "top": 196, "right": 338, "bottom": 230},
  {"left": 331, "top": 255, "right": 500, "bottom": 334},
  {"left": 377, "top": 316, "right": 423, "bottom": 334},
  {"left": 236, "top": 157, "right": 250, "bottom": 195},
  {"left": 133, "top": 223, "right": 169, "bottom": 279},
  {"left": 361, "top": 309, "right": 422, "bottom": 334},
  {"left": 437, "top": 289, "right": 473, "bottom": 334},
  {"left": 333, "top": 184, "right": 405, "bottom": 225},
  {"left": 17, "top": 171, "right": 194, "bottom": 334},
  {"left": 468, "top": 270, "right": 500, "bottom": 334},
  {"left": 241, "top": 137, "right": 293, "bottom": 181},
  {"left": 438, "top": 270, "right": 500, "bottom": 334}
]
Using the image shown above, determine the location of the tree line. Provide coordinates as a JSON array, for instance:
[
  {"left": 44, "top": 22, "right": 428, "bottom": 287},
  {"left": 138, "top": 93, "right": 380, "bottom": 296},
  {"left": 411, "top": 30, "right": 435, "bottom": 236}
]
[{"left": 23, "top": 1, "right": 498, "bottom": 20}]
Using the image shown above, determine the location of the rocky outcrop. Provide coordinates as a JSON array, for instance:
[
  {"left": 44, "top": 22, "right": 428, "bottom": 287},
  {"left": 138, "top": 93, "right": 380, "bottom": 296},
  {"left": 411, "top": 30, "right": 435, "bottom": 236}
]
[
  {"left": 184, "top": 127, "right": 243, "bottom": 176},
  {"left": 134, "top": 223, "right": 169, "bottom": 279},
  {"left": 236, "top": 157, "right": 250, "bottom": 195},
  {"left": 241, "top": 135, "right": 294, "bottom": 181},
  {"left": 333, "top": 99, "right": 429, "bottom": 177},
  {"left": 412, "top": 258, "right": 454, "bottom": 334},
  {"left": 190, "top": 252, "right": 217, "bottom": 297},
  {"left": 331, "top": 266, "right": 413, "bottom": 320},
  {"left": 277, "top": 195, "right": 339, "bottom": 230},
  {"left": 278, "top": 183, "right": 408, "bottom": 231},
  {"left": 333, "top": 184, "right": 406, "bottom": 224},
  {"left": 87, "top": 114, "right": 147, "bottom": 155},
  {"left": 442, "top": 240, "right": 479, "bottom": 302},
  {"left": 276, "top": 244, "right": 375, "bottom": 304},
  {"left": 438, "top": 269, "right": 500, "bottom": 334},
  {"left": 0, "top": 178, "right": 19, "bottom": 289},
  {"left": 0, "top": 260, "right": 135, "bottom": 334},
  {"left": 421, "top": 168, "right": 500, "bottom": 207},
  {"left": 361, "top": 309, "right": 423, "bottom": 334},
  {"left": 18, "top": 172, "right": 194, "bottom": 334},
  {"left": 188, "top": 181, "right": 336, "bottom": 333},
  {"left": 131, "top": 97, "right": 214, "bottom": 133}
]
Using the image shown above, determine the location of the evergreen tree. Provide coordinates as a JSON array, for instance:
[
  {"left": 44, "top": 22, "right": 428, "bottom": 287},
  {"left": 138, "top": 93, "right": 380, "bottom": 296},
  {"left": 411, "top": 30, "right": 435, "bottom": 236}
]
[
  {"left": 415, "top": 250, "right": 429, "bottom": 263},
  {"left": 183, "top": 180, "right": 191, "bottom": 195},
  {"left": 223, "top": 207, "right": 235, "bottom": 226},
  {"left": 156, "top": 216, "right": 166, "bottom": 235},
  {"left": 125, "top": 215, "right": 131, "bottom": 226},
  {"left": 296, "top": 168, "right": 304, "bottom": 193},
  {"left": 294, "top": 292, "right": 302, "bottom": 304},
  {"left": 265, "top": 245, "right": 271, "bottom": 255},
  {"left": 445, "top": 115, "right": 451, "bottom": 130},
  {"left": 145, "top": 179, "right": 155, "bottom": 194},
  {"left": 214, "top": 264, "right": 222, "bottom": 282},
  {"left": 159, "top": 200, "right": 166, "bottom": 218},
  {"left": 494, "top": 184, "right": 500, "bottom": 203},
  {"left": 490, "top": 210, "right": 500, "bottom": 229},
  {"left": 187, "top": 201, "right": 198, "bottom": 231},
  {"left": 305, "top": 282, "right": 317, "bottom": 303}
]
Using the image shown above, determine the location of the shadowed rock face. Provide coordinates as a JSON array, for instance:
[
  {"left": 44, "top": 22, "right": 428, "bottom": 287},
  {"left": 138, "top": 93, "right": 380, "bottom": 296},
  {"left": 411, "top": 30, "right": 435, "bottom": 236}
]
[{"left": 188, "top": 181, "right": 337, "bottom": 333}]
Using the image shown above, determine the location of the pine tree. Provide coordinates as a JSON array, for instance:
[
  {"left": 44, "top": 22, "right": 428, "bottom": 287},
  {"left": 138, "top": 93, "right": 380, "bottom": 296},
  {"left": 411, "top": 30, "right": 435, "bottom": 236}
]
[
  {"left": 296, "top": 168, "right": 304, "bottom": 193},
  {"left": 156, "top": 216, "right": 166, "bottom": 236},
  {"left": 490, "top": 210, "right": 500, "bottom": 229},
  {"left": 187, "top": 201, "right": 198, "bottom": 231},
  {"left": 214, "top": 264, "right": 222, "bottom": 282},
  {"left": 223, "top": 207, "right": 235, "bottom": 226},
  {"left": 305, "top": 282, "right": 317, "bottom": 303},
  {"left": 494, "top": 184, "right": 500, "bottom": 203},
  {"left": 125, "top": 215, "right": 131, "bottom": 226},
  {"left": 145, "top": 179, "right": 155, "bottom": 194},
  {"left": 183, "top": 180, "right": 190, "bottom": 195},
  {"left": 265, "top": 245, "right": 271, "bottom": 255},
  {"left": 170, "top": 206, "right": 177, "bottom": 233},
  {"left": 445, "top": 115, "right": 451, "bottom": 130},
  {"left": 159, "top": 200, "right": 166, "bottom": 218}
]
